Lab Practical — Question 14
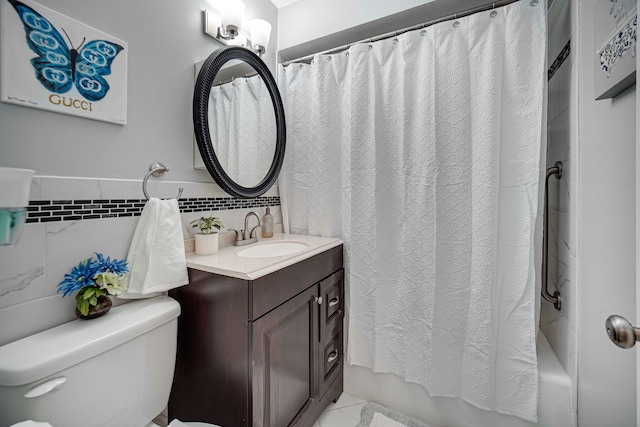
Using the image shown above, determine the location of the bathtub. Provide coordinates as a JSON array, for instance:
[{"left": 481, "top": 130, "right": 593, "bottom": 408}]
[{"left": 344, "top": 330, "right": 575, "bottom": 427}]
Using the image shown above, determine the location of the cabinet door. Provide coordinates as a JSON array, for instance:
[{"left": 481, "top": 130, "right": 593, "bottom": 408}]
[
  {"left": 318, "top": 269, "right": 344, "bottom": 399},
  {"left": 251, "top": 286, "right": 319, "bottom": 427}
]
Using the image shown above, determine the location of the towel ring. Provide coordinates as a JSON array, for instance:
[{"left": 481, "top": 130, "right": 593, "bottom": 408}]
[{"left": 142, "top": 162, "right": 183, "bottom": 200}]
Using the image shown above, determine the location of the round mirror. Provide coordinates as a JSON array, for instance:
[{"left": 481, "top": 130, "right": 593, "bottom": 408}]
[{"left": 194, "top": 47, "right": 286, "bottom": 198}]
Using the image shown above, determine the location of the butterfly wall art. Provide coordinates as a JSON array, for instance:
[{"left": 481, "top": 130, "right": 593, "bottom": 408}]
[{"left": 1, "top": 0, "right": 128, "bottom": 124}]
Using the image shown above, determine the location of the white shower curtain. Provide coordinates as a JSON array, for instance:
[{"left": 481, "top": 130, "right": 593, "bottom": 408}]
[
  {"left": 208, "top": 75, "right": 275, "bottom": 187},
  {"left": 279, "top": 1, "right": 545, "bottom": 422}
]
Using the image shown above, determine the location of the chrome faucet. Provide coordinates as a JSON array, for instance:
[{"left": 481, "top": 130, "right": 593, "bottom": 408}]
[{"left": 230, "top": 211, "right": 261, "bottom": 246}]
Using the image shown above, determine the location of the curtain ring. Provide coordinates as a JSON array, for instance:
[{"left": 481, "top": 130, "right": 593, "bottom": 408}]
[{"left": 453, "top": 14, "right": 460, "bottom": 28}]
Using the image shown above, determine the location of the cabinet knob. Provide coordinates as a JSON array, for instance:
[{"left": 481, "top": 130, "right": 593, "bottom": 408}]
[
  {"left": 327, "top": 351, "right": 338, "bottom": 363},
  {"left": 329, "top": 297, "right": 340, "bottom": 307},
  {"left": 314, "top": 296, "right": 323, "bottom": 305}
]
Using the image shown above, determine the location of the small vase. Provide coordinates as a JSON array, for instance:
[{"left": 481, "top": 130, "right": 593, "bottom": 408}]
[
  {"left": 76, "top": 295, "right": 113, "bottom": 320},
  {"left": 195, "top": 232, "right": 219, "bottom": 255}
]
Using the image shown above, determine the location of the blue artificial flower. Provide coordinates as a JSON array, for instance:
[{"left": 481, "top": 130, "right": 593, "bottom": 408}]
[
  {"left": 56, "top": 258, "right": 101, "bottom": 297},
  {"left": 94, "top": 252, "right": 129, "bottom": 275}
]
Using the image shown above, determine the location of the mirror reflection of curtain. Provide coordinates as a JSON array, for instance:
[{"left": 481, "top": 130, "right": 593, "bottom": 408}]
[{"left": 208, "top": 75, "right": 275, "bottom": 188}]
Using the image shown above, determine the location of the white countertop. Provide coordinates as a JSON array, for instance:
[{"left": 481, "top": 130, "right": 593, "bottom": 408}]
[{"left": 186, "top": 233, "right": 343, "bottom": 280}]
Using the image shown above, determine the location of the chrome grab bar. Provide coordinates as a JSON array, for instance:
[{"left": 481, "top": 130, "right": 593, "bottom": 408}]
[{"left": 542, "top": 161, "right": 562, "bottom": 310}]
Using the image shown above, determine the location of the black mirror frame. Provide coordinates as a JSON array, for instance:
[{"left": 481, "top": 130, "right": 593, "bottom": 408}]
[{"left": 193, "top": 46, "right": 286, "bottom": 199}]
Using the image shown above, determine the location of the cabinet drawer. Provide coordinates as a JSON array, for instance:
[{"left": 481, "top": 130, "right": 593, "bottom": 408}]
[
  {"left": 319, "top": 269, "right": 344, "bottom": 343},
  {"left": 250, "top": 245, "right": 343, "bottom": 320},
  {"left": 319, "top": 325, "right": 343, "bottom": 399}
]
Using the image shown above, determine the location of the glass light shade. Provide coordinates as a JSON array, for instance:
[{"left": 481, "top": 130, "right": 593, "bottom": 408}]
[
  {"left": 223, "top": 0, "right": 245, "bottom": 29},
  {"left": 250, "top": 19, "right": 271, "bottom": 49}
]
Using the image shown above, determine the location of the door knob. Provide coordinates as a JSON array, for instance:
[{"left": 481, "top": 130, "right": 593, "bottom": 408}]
[{"left": 606, "top": 315, "right": 640, "bottom": 349}]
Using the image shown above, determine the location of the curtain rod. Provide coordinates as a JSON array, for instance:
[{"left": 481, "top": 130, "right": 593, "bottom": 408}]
[
  {"left": 281, "top": 0, "right": 524, "bottom": 66},
  {"left": 213, "top": 72, "right": 259, "bottom": 87}
]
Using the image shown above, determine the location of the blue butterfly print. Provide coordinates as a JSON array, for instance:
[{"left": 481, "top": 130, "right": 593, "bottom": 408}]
[{"left": 7, "top": 0, "right": 123, "bottom": 102}]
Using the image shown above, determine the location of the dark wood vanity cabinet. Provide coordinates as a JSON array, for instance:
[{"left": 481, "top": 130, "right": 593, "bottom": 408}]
[{"left": 168, "top": 245, "right": 344, "bottom": 427}]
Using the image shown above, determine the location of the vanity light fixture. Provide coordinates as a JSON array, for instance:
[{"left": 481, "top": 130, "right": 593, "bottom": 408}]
[
  {"left": 249, "top": 19, "right": 272, "bottom": 56},
  {"left": 202, "top": 0, "right": 272, "bottom": 56}
]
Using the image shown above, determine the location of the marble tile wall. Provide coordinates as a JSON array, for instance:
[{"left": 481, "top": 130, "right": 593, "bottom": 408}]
[
  {"left": 0, "top": 176, "right": 281, "bottom": 346},
  {"left": 539, "top": 0, "right": 578, "bottom": 422}
]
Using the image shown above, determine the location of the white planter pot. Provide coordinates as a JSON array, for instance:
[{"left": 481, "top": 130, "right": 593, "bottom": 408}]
[{"left": 195, "top": 232, "right": 219, "bottom": 255}]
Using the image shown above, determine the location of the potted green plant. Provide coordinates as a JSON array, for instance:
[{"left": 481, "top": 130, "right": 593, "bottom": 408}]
[{"left": 190, "top": 214, "right": 224, "bottom": 255}]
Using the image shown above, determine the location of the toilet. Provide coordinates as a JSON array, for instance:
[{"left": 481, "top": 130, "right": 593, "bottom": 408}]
[{"left": 0, "top": 296, "right": 216, "bottom": 427}]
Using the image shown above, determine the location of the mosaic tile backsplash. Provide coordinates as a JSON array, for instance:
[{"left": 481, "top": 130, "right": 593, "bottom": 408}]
[{"left": 26, "top": 196, "right": 280, "bottom": 223}]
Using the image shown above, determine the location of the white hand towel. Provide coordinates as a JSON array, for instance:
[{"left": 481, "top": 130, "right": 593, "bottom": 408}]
[{"left": 119, "top": 198, "right": 188, "bottom": 299}]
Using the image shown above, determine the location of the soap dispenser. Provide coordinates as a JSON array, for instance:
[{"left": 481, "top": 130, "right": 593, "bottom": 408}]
[{"left": 262, "top": 206, "right": 273, "bottom": 238}]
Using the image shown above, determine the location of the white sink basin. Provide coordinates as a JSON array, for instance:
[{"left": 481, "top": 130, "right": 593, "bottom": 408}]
[{"left": 237, "top": 241, "right": 309, "bottom": 258}]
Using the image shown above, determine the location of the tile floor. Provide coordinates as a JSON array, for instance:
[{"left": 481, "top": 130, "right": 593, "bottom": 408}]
[
  {"left": 313, "top": 392, "right": 369, "bottom": 427},
  {"left": 158, "top": 392, "right": 369, "bottom": 427}
]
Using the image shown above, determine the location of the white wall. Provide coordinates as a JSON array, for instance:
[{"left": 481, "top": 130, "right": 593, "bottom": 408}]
[
  {"left": 0, "top": 0, "right": 280, "bottom": 346},
  {"left": 0, "top": 0, "right": 277, "bottom": 181},
  {"left": 278, "top": 0, "right": 433, "bottom": 51},
  {"left": 277, "top": 0, "right": 492, "bottom": 61},
  {"left": 576, "top": 0, "right": 637, "bottom": 426}
]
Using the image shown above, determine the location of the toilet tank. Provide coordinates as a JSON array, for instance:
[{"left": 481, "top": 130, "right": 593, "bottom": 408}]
[{"left": 0, "top": 296, "right": 181, "bottom": 427}]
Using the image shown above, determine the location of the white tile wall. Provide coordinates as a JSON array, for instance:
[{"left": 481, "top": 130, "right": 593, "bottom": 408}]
[
  {"left": 540, "top": 0, "right": 578, "bottom": 421},
  {"left": 0, "top": 175, "right": 281, "bottom": 346},
  {"left": 0, "top": 224, "right": 46, "bottom": 309}
]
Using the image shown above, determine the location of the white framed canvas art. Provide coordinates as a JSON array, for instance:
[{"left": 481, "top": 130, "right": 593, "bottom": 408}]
[
  {"left": 0, "top": 0, "right": 127, "bottom": 124},
  {"left": 594, "top": 0, "right": 637, "bottom": 100}
]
